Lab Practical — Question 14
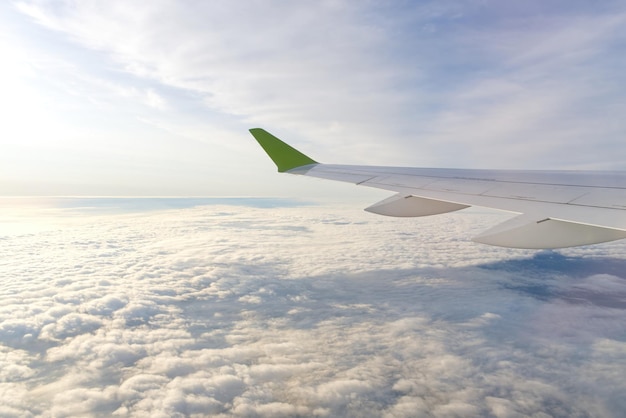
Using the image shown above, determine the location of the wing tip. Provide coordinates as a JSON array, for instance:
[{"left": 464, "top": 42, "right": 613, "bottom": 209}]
[{"left": 249, "top": 128, "right": 318, "bottom": 172}]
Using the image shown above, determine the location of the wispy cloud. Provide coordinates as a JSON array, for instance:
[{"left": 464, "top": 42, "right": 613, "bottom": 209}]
[{"left": 3, "top": 0, "right": 626, "bottom": 194}]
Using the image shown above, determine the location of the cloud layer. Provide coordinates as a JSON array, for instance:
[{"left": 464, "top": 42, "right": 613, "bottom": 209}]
[{"left": 1, "top": 201, "right": 626, "bottom": 417}]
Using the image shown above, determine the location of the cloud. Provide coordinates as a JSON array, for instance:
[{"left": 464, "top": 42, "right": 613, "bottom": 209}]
[
  {"left": 15, "top": 2, "right": 401, "bottom": 132},
  {"left": 13, "top": 1, "right": 626, "bottom": 170},
  {"left": 1, "top": 201, "right": 626, "bottom": 416},
  {"left": 39, "top": 312, "right": 102, "bottom": 341},
  {"left": 3, "top": 2, "right": 626, "bottom": 198}
]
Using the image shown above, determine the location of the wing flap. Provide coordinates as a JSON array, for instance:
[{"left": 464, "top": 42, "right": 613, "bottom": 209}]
[
  {"left": 365, "top": 194, "right": 469, "bottom": 217},
  {"left": 473, "top": 214, "right": 626, "bottom": 249}
]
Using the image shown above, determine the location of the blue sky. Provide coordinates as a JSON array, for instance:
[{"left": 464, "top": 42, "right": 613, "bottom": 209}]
[{"left": 1, "top": 1, "right": 625, "bottom": 196}]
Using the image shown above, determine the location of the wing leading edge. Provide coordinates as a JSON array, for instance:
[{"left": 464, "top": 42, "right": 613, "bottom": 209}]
[{"left": 250, "top": 128, "right": 626, "bottom": 249}]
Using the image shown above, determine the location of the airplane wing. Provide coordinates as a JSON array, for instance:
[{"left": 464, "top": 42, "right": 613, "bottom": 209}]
[{"left": 250, "top": 128, "right": 626, "bottom": 249}]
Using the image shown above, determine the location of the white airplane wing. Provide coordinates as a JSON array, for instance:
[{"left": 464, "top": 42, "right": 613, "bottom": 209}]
[{"left": 250, "top": 128, "right": 626, "bottom": 249}]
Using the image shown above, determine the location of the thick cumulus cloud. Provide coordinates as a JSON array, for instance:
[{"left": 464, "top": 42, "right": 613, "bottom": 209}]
[{"left": 1, "top": 202, "right": 626, "bottom": 417}]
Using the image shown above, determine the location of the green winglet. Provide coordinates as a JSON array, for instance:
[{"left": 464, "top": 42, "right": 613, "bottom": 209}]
[{"left": 250, "top": 128, "right": 318, "bottom": 172}]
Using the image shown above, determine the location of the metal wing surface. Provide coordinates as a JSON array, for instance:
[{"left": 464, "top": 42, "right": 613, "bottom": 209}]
[{"left": 250, "top": 128, "right": 626, "bottom": 249}]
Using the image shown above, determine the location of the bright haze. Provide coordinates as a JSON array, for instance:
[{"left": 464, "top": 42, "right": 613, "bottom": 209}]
[{"left": 1, "top": 1, "right": 625, "bottom": 197}]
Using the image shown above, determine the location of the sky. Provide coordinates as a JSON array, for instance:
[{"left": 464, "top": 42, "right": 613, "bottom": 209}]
[
  {"left": 1, "top": 199, "right": 626, "bottom": 417},
  {"left": 1, "top": 1, "right": 625, "bottom": 197},
  {"left": 2, "top": 3, "right": 626, "bottom": 415}
]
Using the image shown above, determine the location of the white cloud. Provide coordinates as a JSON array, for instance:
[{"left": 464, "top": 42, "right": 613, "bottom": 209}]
[
  {"left": 39, "top": 312, "right": 102, "bottom": 341},
  {"left": 1, "top": 201, "right": 626, "bottom": 416},
  {"left": 13, "top": 1, "right": 625, "bottom": 170},
  {"left": 15, "top": 1, "right": 402, "bottom": 134}
]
